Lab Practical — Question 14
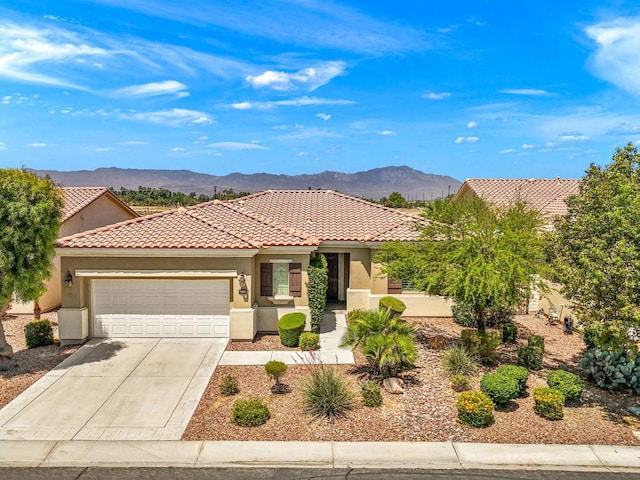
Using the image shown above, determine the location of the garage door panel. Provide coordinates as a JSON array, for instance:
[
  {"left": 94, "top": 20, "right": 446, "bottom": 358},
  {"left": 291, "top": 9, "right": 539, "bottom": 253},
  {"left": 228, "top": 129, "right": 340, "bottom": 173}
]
[{"left": 92, "top": 279, "right": 230, "bottom": 338}]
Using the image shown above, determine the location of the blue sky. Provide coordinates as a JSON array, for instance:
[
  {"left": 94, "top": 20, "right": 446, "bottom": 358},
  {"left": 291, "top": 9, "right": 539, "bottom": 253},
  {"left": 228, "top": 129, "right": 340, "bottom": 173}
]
[{"left": 1, "top": 1, "right": 640, "bottom": 181}]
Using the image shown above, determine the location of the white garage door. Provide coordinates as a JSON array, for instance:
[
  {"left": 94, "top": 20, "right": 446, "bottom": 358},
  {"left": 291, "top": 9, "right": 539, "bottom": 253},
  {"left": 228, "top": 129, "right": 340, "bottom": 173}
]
[{"left": 92, "top": 279, "right": 230, "bottom": 338}]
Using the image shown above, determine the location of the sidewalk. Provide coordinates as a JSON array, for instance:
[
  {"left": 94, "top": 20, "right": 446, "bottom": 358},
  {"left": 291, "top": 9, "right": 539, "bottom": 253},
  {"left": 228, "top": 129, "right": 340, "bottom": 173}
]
[
  {"left": 218, "top": 310, "right": 355, "bottom": 366},
  {"left": 1, "top": 440, "right": 639, "bottom": 471}
]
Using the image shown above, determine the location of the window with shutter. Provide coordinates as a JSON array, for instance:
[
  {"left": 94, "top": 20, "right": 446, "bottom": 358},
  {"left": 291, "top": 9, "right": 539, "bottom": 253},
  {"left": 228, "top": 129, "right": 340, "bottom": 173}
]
[
  {"left": 260, "top": 263, "right": 273, "bottom": 296},
  {"left": 387, "top": 277, "right": 403, "bottom": 294},
  {"left": 289, "top": 263, "right": 301, "bottom": 297}
]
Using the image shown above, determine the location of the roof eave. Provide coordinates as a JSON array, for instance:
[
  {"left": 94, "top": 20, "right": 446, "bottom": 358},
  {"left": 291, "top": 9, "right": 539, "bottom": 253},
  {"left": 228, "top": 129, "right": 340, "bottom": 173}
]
[{"left": 56, "top": 247, "right": 260, "bottom": 258}]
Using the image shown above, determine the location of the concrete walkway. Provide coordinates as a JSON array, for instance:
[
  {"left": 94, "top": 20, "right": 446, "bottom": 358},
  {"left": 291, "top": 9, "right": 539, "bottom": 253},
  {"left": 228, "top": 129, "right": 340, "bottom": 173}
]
[
  {"left": 0, "top": 338, "right": 227, "bottom": 441},
  {"left": 1, "top": 440, "right": 639, "bottom": 471},
  {"left": 219, "top": 310, "right": 355, "bottom": 366}
]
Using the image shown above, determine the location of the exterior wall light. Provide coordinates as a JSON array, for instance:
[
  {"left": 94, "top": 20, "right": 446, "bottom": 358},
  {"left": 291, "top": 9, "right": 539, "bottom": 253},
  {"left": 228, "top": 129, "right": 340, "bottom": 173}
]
[
  {"left": 238, "top": 272, "right": 248, "bottom": 295},
  {"left": 64, "top": 270, "right": 73, "bottom": 288}
]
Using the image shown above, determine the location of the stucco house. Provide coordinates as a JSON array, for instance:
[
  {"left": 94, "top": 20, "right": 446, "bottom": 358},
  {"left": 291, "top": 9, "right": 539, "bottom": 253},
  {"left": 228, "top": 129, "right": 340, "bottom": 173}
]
[
  {"left": 55, "top": 190, "right": 453, "bottom": 345},
  {"left": 11, "top": 187, "right": 138, "bottom": 314},
  {"left": 453, "top": 178, "right": 581, "bottom": 316}
]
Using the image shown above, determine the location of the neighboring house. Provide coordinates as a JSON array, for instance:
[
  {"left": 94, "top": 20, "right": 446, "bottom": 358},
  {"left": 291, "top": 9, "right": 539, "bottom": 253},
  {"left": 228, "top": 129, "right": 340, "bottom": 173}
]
[
  {"left": 11, "top": 188, "right": 138, "bottom": 314},
  {"left": 453, "top": 178, "right": 581, "bottom": 317},
  {"left": 55, "top": 190, "right": 453, "bottom": 344}
]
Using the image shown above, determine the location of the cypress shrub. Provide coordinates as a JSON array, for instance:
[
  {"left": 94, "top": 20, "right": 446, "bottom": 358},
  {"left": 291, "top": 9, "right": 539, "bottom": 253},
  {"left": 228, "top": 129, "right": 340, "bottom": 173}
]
[{"left": 307, "top": 254, "right": 328, "bottom": 333}]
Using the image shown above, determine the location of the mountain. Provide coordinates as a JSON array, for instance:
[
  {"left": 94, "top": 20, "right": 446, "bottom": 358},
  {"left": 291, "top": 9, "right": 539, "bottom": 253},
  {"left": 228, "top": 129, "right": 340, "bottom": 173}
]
[{"left": 34, "top": 166, "right": 462, "bottom": 201}]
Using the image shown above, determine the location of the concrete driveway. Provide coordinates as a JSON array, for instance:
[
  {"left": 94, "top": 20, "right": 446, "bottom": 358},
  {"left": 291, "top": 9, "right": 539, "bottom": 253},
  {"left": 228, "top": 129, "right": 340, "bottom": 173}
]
[{"left": 0, "top": 337, "right": 227, "bottom": 441}]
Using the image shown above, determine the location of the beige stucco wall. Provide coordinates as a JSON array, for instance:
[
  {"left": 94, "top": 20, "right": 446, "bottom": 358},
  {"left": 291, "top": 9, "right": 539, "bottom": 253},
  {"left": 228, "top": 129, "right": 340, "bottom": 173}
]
[
  {"left": 346, "top": 248, "right": 371, "bottom": 290},
  {"left": 347, "top": 289, "right": 453, "bottom": 317},
  {"left": 254, "top": 253, "right": 310, "bottom": 308},
  {"left": 538, "top": 282, "right": 577, "bottom": 322},
  {"left": 60, "top": 194, "right": 136, "bottom": 238}
]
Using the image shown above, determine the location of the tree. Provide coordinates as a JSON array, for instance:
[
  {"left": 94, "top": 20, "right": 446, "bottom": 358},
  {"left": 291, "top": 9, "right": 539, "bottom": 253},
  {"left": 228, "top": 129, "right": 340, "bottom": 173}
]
[
  {"left": 382, "top": 192, "right": 406, "bottom": 209},
  {"left": 0, "top": 169, "right": 63, "bottom": 361},
  {"left": 552, "top": 143, "right": 640, "bottom": 351},
  {"left": 376, "top": 196, "right": 546, "bottom": 333}
]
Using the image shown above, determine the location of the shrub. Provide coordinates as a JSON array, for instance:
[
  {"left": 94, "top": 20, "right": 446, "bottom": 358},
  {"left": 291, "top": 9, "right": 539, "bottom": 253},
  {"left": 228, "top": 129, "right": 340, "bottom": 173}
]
[
  {"left": 302, "top": 364, "right": 355, "bottom": 419},
  {"left": 533, "top": 387, "right": 564, "bottom": 420},
  {"left": 24, "top": 319, "right": 54, "bottom": 348},
  {"left": 461, "top": 330, "right": 501, "bottom": 365},
  {"left": 452, "top": 301, "right": 514, "bottom": 328},
  {"left": 361, "top": 381, "right": 383, "bottom": 407},
  {"left": 546, "top": 369, "right": 584, "bottom": 403},
  {"left": 232, "top": 397, "right": 270, "bottom": 427},
  {"left": 441, "top": 345, "right": 478, "bottom": 377},
  {"left": 456, "top": 390, "right": 494, "bottom": 428},
  {"left": 450, "top": 374, "right": 470, "bottom": 392},
  {"left": 528, "top": 334, "right": 545, "bottom": 351},
  {"left": 278, "top": 312, "right": 306, "bottom": 347},
  {"left": 517, "top": 345, "right": 544, "bottom": 371},
  {"left": 307, "top": 254, "right": 328, "bottom": 333},
  {"left": 219, "top": 374, "right": 239, "bottom": 396},
  {"left": 501, "top": 322, "right": 518, "bottom": 343},
  {"left": 495, "top": 364, "right": 529, "bottom": 396},
  {"left": 580, "top": 348, "right": 640, "bottom": 394},
  {"left": 378, "top": 296, "right": 406, "bottom": 317},
  {"left": 299, "top": 332, "right": 320, "bottom": 351},
  {"left": 265, "top": 360, "right": 288, "bottom": 393},
  {"left": 582, "top": 323, "right": 601, "bottom": 350},
  {"left": 480, "top": 373, "right": 519, "bottom": 406}
]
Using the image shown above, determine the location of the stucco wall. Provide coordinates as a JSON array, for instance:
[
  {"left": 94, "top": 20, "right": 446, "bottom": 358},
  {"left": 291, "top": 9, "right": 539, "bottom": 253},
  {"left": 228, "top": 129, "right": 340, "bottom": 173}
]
[
  {"left": 538, "top": 282, "right": 577, "bottom": 322},
  {"left": 60, "top": 194, "right": 136, "bottom": 238},
  {"left": 254, "top": 253, "right": 310, "bottom": 308}
]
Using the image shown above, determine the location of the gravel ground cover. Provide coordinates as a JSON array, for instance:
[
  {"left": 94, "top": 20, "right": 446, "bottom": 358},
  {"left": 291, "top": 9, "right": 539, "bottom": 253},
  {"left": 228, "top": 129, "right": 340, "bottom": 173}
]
[
  {"left": 185, "top": 314, "right": 640, "bottom": 445},
  {"left": 0, "top": 312, "right": 79, "bottom": 410},
  {"left": 226, "top": 333, "right": 297, "bottom": 352}
]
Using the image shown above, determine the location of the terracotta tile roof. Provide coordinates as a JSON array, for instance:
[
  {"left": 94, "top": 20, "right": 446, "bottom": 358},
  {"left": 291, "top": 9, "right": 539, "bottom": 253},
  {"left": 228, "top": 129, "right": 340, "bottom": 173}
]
[
  {"left": 61, "top": 187, "right": 137, "bottom": 222},
  {"left": 456, "top": 178, "right": 581, "bottom": 219},
  {"left": 229, "top": 190, "right": 421, "bottom": 242},
  {"left": 57, "top": 190, "right": 421, "bottom": 250}
]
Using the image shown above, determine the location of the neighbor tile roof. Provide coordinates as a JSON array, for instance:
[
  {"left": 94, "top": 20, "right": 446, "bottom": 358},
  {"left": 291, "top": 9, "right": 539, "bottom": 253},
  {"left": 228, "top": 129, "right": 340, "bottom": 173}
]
[
  {"left": 457, "top": 178, "right": 581, "bottom": 218},
  {"left": 57, "top": 190, "right": 421, "bottom": 249},
  {"left": 61, "top": 187, "right": 137, "bottom": 222}
]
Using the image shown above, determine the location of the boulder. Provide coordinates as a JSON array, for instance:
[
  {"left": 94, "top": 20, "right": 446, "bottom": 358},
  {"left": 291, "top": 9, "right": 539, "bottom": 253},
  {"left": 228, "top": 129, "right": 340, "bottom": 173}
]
[{"left": 383, "top": 377, "right": 405, "bottom": 394}]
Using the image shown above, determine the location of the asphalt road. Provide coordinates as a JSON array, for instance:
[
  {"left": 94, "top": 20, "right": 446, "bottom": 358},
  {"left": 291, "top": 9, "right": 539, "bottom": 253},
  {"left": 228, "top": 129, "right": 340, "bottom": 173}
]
[{"left": 0, "top": 468, "right": 638, "bottom": 480}]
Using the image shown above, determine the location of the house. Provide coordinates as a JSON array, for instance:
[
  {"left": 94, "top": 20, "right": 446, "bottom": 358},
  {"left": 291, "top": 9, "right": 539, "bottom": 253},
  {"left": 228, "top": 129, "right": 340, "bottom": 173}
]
[
  {"left": 55, "top": 190, "right": 453, "bottom": 344},
  {"left": 453, "top": 178, "right": 581, "bottom": 316},
  {"left": 11, "top": 188, "right": 138, "bottom": 314}
]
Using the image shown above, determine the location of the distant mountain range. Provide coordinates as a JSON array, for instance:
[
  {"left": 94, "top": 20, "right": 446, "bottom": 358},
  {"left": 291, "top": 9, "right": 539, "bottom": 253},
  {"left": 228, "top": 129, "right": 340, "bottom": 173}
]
[{"left": 34, "top": 166, "right": 462, "bottom": 201}]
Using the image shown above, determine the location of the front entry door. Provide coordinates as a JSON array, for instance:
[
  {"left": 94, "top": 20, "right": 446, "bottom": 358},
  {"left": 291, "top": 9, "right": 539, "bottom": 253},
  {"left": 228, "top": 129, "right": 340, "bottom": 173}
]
[{"left": 325, "top": 253, "right": 339, "bottom": 301}]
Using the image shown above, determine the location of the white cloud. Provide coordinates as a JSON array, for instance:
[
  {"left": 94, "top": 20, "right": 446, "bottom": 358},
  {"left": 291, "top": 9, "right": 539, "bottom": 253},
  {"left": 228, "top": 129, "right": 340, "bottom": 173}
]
[
  {"left": 467, "top": 121, "right": 478, "bottom": 128},
  {"left": 558, "top": 132, "right": 588, "bottom": 142},
  {"left": 121, "top": 108, "right": 214, "bottom": 126},
  {"left": 298, "top": 151, "right": 309, "bottom": 157},
  {"left": 231, "top": 101, "right": 253, "bottom": 110},
  {"left": 423, "top": 91, "right": 451, "bottom": 100},
  {"left": 586, "top": 18, "right": 640, "bottom": 95},
  {"left": 500, "top": 148, "right": 516, "bottom": 154},
  {"left": 230, "top": 96, "right": 354, "bottom": 110},
  {"left": 0, "top": 142, "right": 6, "bottom": 150},
  {"left": 607, "top": 122, "right": 640, "bottom": 135},
  {"left": 2, "top": 95, "right": 11, "bottom": 104},
  {"left": 170, "top": 147, "right": 185, "bottom": 152},
  {"left": 28, "top": 142, "right": 46, "bottom": 147},
  {"left": 208, "top": 141, "right": 269, "bottom": 150},
  {"left": 112, "top": 80, "right": 189, "bottom": 98},
  {"left": 377, "top": 130, "right": 396, "bottom": 136},
  {"left": 500, "top": 88, "right": 550, "bottom": 96},
  {"left": 120, "top": 140, "right": 149, "bottom": 146},
  {"left": 455, "top": 136, "right": 479, "bottom": 144},
  {"left": 521, "top": 143, "right": 537, "bottom": 149},
  {"left": 246, "top": 61, "right": 346, "bottom": 92},
  {"left": 278, "top": 126, "right": 341, "bottom": 140},
  {"left": 316, "top": 113, "right": 331, "bottom": 121},
  {"left": 94, "top": 147, "right": 112, "bottom": 152}
]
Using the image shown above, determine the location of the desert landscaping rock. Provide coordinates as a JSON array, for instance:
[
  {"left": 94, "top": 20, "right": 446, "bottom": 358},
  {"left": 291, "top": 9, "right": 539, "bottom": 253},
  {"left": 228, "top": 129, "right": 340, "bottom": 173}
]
[{"left": 383, "top": 377, "right": 405, "bottom": 394}]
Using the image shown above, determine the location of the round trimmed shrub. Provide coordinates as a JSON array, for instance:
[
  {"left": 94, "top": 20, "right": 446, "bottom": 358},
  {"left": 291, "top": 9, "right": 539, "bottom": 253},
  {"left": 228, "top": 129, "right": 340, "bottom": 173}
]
[
  {"left": 378, "top": 296, "right": 406, "bottom": 317},
  {"left": 219, "top": 374, "right": 239, "bottom": 396},
  {"left": 361, "top": 381, "right": 383, "bottom": 407},
  {"left": 232, "top": 397, "right": 270, "bottom": 427},
  {"left": 501, "top": 322, "right": 518, "bottom": 343},
  {"left": 495, "top": 364, "right": 529, "bottom": 396},
  {"left": 299, "top": 332, "right": 320, "bottom": 351},
  {"left": 450, "top": 374, "right": 470, "bottom": 392},
  {"left": 480, "top": 373, "right": 519, "bottom": 406},
  {"left": 528, "top": 334, "right": 545, "bottom": 351},
  {"left": 278, "top": 312, "right": 306, "bottom": 347},
  {"left": 518, "top": 345, "right": 544, "bottom": 371},
  {"left": 546, "top": 369, "right": 584, "bottom": 402},
  {"left": 456, "top": 390, "right": 494, "bottom": 428},
  {"left": 24, "top": 319, "right": 54, "bottom": 348},
  {"left": 533, "top": 387, "right": 564, "bottom": 420},
  {"left": 265, "top": 360, "right": 288, "bottom": 382}
]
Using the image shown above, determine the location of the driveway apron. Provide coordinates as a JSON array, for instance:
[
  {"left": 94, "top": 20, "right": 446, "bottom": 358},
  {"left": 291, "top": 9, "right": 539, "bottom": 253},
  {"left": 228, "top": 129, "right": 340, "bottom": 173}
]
[{"left": 0, "top": 337, "right": 227, "bottom": 441}]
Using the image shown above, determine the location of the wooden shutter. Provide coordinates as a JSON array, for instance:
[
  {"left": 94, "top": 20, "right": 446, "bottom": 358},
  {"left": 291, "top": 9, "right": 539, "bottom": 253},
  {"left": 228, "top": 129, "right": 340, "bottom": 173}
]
[
  {"left": 387, "top": 277, "right": 403, "bottom": 294},
  {"left": 260, "top": 263, "right": 273, "bottom": 296},
  {"left": 289, "top": 263, "right": 302, "bottom": 297}
]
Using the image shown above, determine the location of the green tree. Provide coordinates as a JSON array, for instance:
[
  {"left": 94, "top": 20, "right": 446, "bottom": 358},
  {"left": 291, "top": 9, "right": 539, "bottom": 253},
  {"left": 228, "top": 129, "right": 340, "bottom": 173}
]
[
  {"left": 376, "top": 196, "right": 545, "bottom": 333},
  {"left": 552, "top": 143, "right": 640, "bottom": 351},
  {"left": 383, "top": 192, "right": 406, "bottom": 209},
  {"left": 0, "top": 169, "right": 63, "bottom": 360}
]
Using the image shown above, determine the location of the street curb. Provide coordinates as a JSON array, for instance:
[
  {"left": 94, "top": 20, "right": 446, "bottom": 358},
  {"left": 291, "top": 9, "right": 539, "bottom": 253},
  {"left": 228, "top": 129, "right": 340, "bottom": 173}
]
[{"left": 1, "top": 440, "right": 640, "bottom": 471}]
